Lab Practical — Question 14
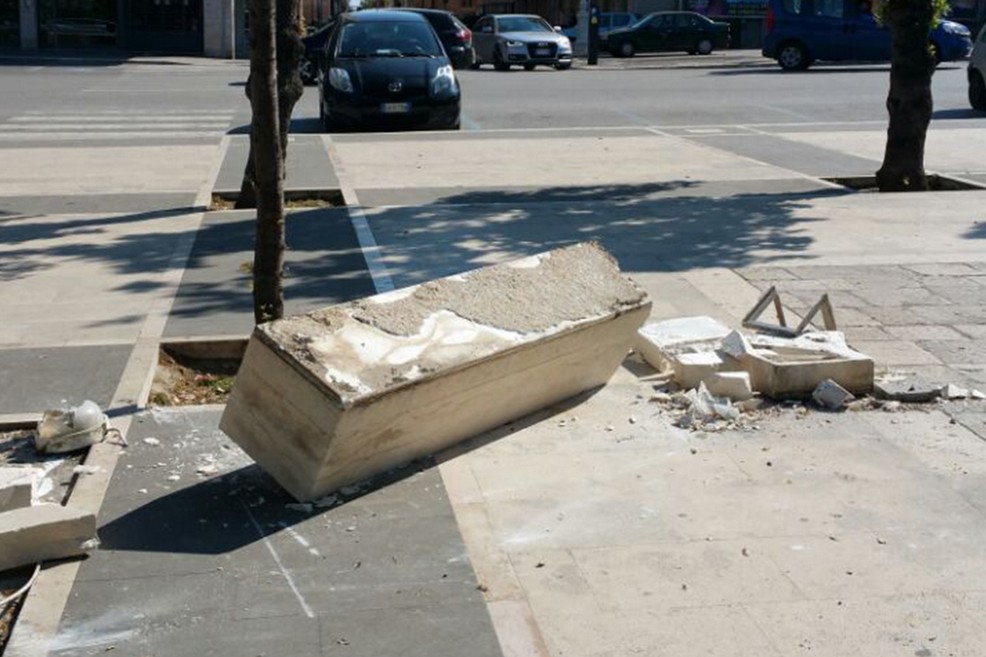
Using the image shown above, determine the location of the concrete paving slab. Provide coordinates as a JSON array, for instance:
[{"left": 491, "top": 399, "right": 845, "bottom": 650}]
[
  {"left": 333, "top": 133, "right": 805, "bottom": 191},
  {"left": 439, "top": 365, "right": 986, "bottom": 657},
  {"left": 0, "top": 193, "right": 200, "bottom": 216},
  {"left": 0, "top": 344, "right": 132, "bottom": 414},
  {"left": 690, "top": 133, "right": 881, "bottom": 177},
  {"left": 355, "top": 178, "right": 837, "bottom": 207},
  {"left": 0, "top": 209, "right": 204, "bottom": 347},
  {"left": 163, "top": 208, "right": 374, "bottom": 337},
  {"left": 331, "top": 127, "right": 655, "bottom": 143},
  {"left": 214, "top": 135, "right": 339, "bottom": 193},
  {"left": 50, "top": 407, "right": 501, "bottom": 657},
  {"left": 0, "top": 146, "right": 217, "bottom": 197}
]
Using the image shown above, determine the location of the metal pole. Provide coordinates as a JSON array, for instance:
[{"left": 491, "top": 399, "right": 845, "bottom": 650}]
[
  {"left": 230, "top": 0, "right": 236, "bottom": 59},
  {"left": 575, "top": 0, "right": 589, "bottom": 58}
]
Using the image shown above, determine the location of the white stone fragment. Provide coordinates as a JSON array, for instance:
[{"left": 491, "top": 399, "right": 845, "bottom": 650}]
[
  {"left": 705, "top": 371, "right": 754, "bottom": 401},
  {"left": 812, "top": 379, "right": 855, "bottom": 410}
]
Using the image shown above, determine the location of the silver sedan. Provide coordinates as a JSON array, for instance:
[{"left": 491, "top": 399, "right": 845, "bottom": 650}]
[{"left": 471, "top": 14, "right": 573, "bottom": 71}]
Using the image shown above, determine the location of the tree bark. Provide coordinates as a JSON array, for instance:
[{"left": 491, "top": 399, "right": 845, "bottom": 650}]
[
  {"left": 876, "top": 0, "right": 936, "bottom": 192},
  {"left": 248, "top": 0, "right": 286, "bottom": 323},
  {"left": 235, "top": 0, "right": 305, "bottom": 209}
]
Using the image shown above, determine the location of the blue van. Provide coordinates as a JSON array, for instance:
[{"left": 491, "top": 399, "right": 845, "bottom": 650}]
[{"left": 762, "top": 0, "right": 973, "bottom": 70}]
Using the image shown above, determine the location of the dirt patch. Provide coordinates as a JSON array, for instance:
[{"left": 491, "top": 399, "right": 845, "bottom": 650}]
[
  {"left": 150, "top": 347, "right": 243, "bottom": 406},
  {"left": 824, "top": 174, "right": 986, "bottom": 192},
  {"left": 209, "top": 189, "right": 345, "bottom": 211}
]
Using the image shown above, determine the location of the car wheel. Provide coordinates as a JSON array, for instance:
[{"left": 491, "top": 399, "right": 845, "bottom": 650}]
[
  {"left": 620, "top": 41, "right": 635, "bottom": 57},
  {"left": 970, "top": 70, "right": 986, "bottom": 110},
  {"left": 696, "top": 38, "right": 713, "bottom": 55},
  {"left": 494, "top": 49, "right": 511, "bottom": 71},
  {"left": 524, "top": 63, "right": 536, "bottom": 71},
  {"left": 777, "top": 41, "right": 809, "bottom": 71},
  {"left": 555, "top": 62, "right": 572, "bottom": 70},
  {"left": 299, "top": 57, "right": 316, "bottom": 85}
]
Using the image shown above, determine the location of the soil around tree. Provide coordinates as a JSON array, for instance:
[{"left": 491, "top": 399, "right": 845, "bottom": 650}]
[{"left": 150, "top": 349, "right": 242, "bottom": 406}]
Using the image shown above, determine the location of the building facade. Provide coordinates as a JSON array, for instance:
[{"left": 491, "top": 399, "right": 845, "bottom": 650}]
[{"left": 2, "top": 0, "right": 337, "bottom": 55}]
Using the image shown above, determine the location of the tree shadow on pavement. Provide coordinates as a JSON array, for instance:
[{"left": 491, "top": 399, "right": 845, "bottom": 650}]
[{"left": 359, "top": 181, "right": 844, "bottom": 288}]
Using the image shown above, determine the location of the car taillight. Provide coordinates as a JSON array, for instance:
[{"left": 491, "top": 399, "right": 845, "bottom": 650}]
[
  {"left": 457, "top": 28, "right": 471, "bottom": 44},
  {"left": 766, "top": 7, "right": 773, "bottom": 33}
]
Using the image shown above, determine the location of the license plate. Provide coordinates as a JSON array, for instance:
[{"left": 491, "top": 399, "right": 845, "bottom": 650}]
[
  {"left": 535, "top": 48, "right": 550, "bottom": 56},
  {"left": 381, "top": 102, "right": 411, "bottom": 114}
]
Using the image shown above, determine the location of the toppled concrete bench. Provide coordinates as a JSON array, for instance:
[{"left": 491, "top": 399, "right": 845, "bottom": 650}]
[
  {"left": 0, "top": 504, "right": 97, "bottom": 572},
  {"left": 221, "top": 242, "right": 651, "bottom": 501}
]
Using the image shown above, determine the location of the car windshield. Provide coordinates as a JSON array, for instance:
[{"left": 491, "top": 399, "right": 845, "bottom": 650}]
[
  {"left": 338, "top": 21, "right": 442, "bottom": 57},
  {"left": 497, "top": 16, "right": 552, "bottom": 33}
]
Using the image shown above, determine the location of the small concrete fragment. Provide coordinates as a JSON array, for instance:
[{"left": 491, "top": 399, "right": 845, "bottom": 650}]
[
  {"left": 0, "top": 504, "right": 98, "bottom": 572},
  {"left": 0, "top": 467, "right": 33, "bottom": 512},
  {"left": 705, "top": 371, "right": 753, "bottom": 402},
  {"left": 635, "top": 316, "right": 731, "bottom": 373},
  {"left": 941, "top": 384, "right": 971, "bottom": 400},
  {"left": 221, "top": 242, "right": 651, "bottom": 501},
  {"left": 812, "top": 378, "right": 855, "bottom": 410},
  {"left": 674, "top": 351, "right": 726, "bottom": 390},
  {"left": 873, "top": 375, "right": 942, "bottom": 403}
]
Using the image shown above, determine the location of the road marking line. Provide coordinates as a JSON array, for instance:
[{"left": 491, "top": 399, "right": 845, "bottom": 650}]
[
  {"left": 244, "top": 504, "right": 316, "bottom": 619},
  {"left": 323, "top": 134, "right": 396, "bottom": 294}
]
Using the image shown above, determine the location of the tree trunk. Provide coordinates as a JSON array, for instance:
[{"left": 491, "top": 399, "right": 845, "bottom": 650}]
[
  {"left": 876, "top": 0, "right": 936, "bottom": 192},
  {"left": 235, "top": 0, "right": 304, "bottom": 210},
  {"left": 248, "top": 0, "right": 286, "bottom": 323}
]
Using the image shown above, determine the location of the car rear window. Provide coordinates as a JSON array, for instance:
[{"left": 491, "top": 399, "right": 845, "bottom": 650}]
[
  {"left": 814, "top": 0, "right": 843, "bottom": 17},
  {"left": 338, "top": 21, "right": 443, "bottom": 57},
  {"left": 424, "top": 12, "right": 455, "bottom": 30}
]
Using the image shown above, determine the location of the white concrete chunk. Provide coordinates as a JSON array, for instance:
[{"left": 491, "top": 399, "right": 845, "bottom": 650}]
[
  {"left": 220, "top": 242, "right": 651, "bottom": 501},
  {"left": 674, "top": 351, "right": 726, "bottom": 390},
  {"left": 705, "top": 371, "right": 754, "bottom": 401},
  {"left": 635, "top": 316, "right": 731, "bottom": 372},
  {"left": 0, "top": 467, "right": 32, "bottom": 512},
  {"left": 0, "top": 504, "right": 97, "bottom": 572}
]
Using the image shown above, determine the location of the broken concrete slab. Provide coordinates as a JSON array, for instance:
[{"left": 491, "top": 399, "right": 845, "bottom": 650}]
[
  {"left": 873, "top": 375, "right": 943, "bottom": 403},
  {"left": 0, "top": 504, "right": 97, "bottom": 572},
  {"left": 635, "top": 316, "right": 732, "bottom": 370},
  {"left": 0, "top": 468, "right": 32, "bottom": 512},
  {"left": 812, "top": 379, "right": 854, "bottom": 410},
  {"left": 735, "top": 331, "right": 874, "bottom": 399},
  {"left": 221, "top": 242, "right": 651, "bottom": 501},
  {"left": 705, "top": 371, "right": 753, "bottom": 402}
]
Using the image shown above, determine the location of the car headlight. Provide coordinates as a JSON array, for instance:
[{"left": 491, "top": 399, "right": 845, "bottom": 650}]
[
  {"left": 328, "top": 67, "right": 353, "bottom": 93},
  {"left": 431, "top": 65, "right": 458, "bottom": 98},
  {"left": 558, "top": 37, "right": 572, "bottom": 51},
  {"left": 505, "top": 40, "right": 524, "bottom": 47}
]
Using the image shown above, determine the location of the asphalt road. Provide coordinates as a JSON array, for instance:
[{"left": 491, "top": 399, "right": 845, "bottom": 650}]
[{"left": 0, "top": 55, "right": 982, "bottom": 143}]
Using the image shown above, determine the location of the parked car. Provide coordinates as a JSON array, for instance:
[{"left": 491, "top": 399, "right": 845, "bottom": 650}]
[
  {"left": 762, "top": 0, "right": 972, "bottom": 71},
  {"left": 560, "top": 12, "right": 639, "bottom": 46},
  {"left": 301, "top": 20, "right": 336, "bottom": 85},
  {"left": 970, "top": 23, "right": 986, "bottom": 109},
  {"left": 318, "top": 10, "right": 460, "bottom": 131},
  {"left": 606, "top": 12, "right": 730, "bottom": 57},
  {"left": 394, "top": 8, "right": 475, "bottom": 69},
  {"left": 472, "top": 14, "right": 573, "bottom": 71}
]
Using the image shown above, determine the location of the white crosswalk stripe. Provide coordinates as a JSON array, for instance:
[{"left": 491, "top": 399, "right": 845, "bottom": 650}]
[{"left": 0, "top": 109, "right": 237, "bottom": 141}]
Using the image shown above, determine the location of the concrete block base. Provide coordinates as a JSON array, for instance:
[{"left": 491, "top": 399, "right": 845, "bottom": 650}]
[
  {"left": 0, "top": 504, "right": 97, "bottom": 572},
  {"left": 221, "top": 243, "right": 651, "bottom": 501}
]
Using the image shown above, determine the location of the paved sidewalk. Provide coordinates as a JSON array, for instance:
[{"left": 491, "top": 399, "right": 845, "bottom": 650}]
[{"left": 4, "top": 87, "right": 986, "bottom": 657}]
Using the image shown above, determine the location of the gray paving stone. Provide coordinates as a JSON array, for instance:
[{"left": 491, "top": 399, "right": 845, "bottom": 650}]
[
  {"left": 163, "top": 208, "right": 375, "bottom": 337},
  {"left": 844, "top": 326, "right": 893, "bottom": 341},
  {"left": 904, "top": 263, "right": 982, "bottom": 276},
  {"left": 917, "top": 339, "right": 986, "bottom": 366},
  {"left": 955, "top": 324, "right": 986, "bottom": 339},
  {"left": 913, "top": 304, "right": 986, "bottom": 325},
  {"left": 0, "top": 193, "right": 199, "bottom": 215},
  {"left": 923, "top": 284, "right": 986, "bottom": 306},
  {"left": 851, "top": 340, "right": 942, "bottom": 366},
  {"left": 885, "top": 325, "right": 967, "bottom": 341},
  {"left": 690, "top": 134, "right": 880, "bottom": 178},
  {"left": 786, "top": 264, "right": 917, "bottom": 284},
  {"left": 55, "top": 408, "right": 501, "bottom": 657},
  {"left": 0, "top": 344, "right": 132, "bottom": 414},
  {"left": 736, "top": 267, "right": 799, "bottom": 283},
  {"left": 852, "top": 285, "right": 951, "bottom": 307},
  {"left": 215, "top": 135, "right": 339, "bottom": 193}
]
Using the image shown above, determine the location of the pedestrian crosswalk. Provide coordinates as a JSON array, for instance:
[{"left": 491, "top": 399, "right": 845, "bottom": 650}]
[{"left": 0, "top": 109, "right": 238, "bottom": 141}]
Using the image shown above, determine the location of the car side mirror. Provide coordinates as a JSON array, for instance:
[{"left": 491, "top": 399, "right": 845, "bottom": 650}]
[{"left": 554, "top": 25, "right": 562, "bottom": 32}]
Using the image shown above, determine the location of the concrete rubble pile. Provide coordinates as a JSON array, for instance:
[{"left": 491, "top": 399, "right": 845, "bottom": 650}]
[
  {"left": 0, "top": 465, "right": 98, "bottom": 573},
  {"left": 635, "top": 316, "right": 876, "bottom": 427},
  {"left": 221, "top": 242, "right": 652, "bottom": 501}
]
